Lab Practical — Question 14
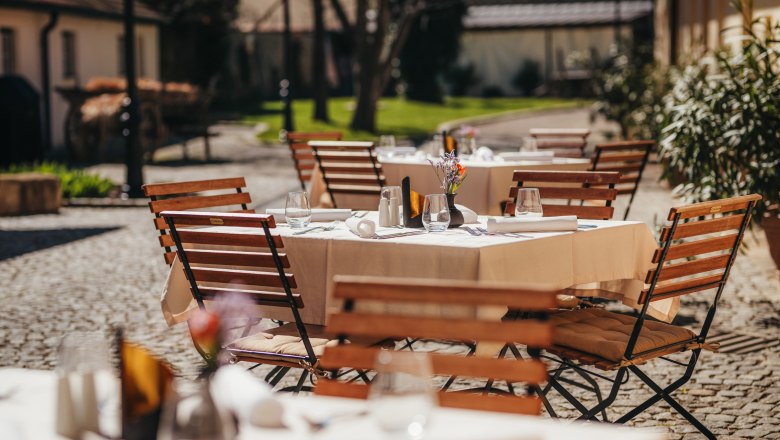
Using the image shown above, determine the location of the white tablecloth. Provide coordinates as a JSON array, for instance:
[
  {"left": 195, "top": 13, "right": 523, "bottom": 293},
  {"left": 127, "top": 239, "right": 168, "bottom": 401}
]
[
  {"left": 0, "top": 368, "right": 666, "bottom": 440},
  {"left": 309, "top": 157, "right": 591, "bottom": 215},
  {"left": 161, "top": 214, "right": 675, "bottom": 327}
]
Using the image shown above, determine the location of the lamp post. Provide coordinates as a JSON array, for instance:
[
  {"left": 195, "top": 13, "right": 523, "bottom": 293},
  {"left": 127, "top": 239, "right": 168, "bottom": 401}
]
[
  {"left": 123, "top": 0, "right": 144, "bottom": 197},
  {"left": 281, "top": 0, "right": 294, "bottom": 133}
]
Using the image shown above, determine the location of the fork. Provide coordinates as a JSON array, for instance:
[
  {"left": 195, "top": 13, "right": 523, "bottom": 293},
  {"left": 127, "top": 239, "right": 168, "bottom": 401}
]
[
  {"left": 301, "top": 410, "right": 368, "bottom": 432},
  {"left": 476, "top": 227, "right": 531, "bottom": 239},
  {"left": 371, "top": 230, "right": 425, "bottom": 240},
  {"left": 293, "top": 221, "right": 338, "bottom": 235}
]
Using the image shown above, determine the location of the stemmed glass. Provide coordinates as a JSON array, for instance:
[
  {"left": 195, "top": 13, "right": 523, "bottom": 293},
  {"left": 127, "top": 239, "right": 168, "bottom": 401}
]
[
  {"left": 422, "top": 194, "right": 450, "bottom": 232},
  {"left": 369, "top": 351, "right": 435, "bottom": 440},
  {"left": 285, "top": 191, "right": 311, "bottom": 228},
  {"left": 514, "top": 188, "right": 543, "bottom": 217}
]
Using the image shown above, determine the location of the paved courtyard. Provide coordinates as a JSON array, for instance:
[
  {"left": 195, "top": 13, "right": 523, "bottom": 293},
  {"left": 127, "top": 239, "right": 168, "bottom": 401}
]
[{"left": 0, "top": 109, "right": 778, "bottom": 439}]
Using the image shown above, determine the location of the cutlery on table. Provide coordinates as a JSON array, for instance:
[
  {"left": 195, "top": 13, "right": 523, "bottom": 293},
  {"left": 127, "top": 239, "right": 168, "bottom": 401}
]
[
  {"left": 351, "top": 211, "right": 369, "bottom": 218},
  {"left": 578, "top": 224, "right": 598, "bottom": 229},
  {"left": 476, "top": 227, "right": 531, "bottom": 239},
  {"left": 462, "top": 226, "right": 480, "bottom": 236},
  {"left": 292, "top": 221, "right": 338, "bottom": 235},
  {"left": 371, "top": 230, "right": 425, "bottom": 240},
  {"left": 301, "top": 410, "right": 369, "bottom": 432}
]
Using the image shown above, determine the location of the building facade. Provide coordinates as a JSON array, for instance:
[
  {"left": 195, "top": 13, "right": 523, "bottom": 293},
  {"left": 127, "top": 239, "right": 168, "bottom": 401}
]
[
  {"left": 655, "top": 0, "right": 780, "bottom": 65},
  {"left": 0, "top": 0, "right": 161, "bottom": 152}
]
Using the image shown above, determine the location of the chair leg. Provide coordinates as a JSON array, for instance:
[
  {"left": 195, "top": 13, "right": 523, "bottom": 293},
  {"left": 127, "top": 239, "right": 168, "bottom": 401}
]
[
  {"left": 570, "top": 366, "right": 609, "bottom": 422},
  {"left": 264, "top": 365, "right": 282, "bottom": 381},
  {"left": 571, "top": 369, "right": 627, "bottom": 421},
  {"left": 268, "top": 366, "right": 291, "bottom": 387},
  {"left": 293, "top": 370, "right": 310, "bottom": 395},
  {"left": 627, "top": 365, "right": 715, "bottom": 439}
]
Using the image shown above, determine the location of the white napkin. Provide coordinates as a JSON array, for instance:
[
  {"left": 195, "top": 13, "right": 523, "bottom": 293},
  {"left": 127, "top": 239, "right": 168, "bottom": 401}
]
[
  {"left": 487, "top": 215, "right": 577, "bottom": 233},
  {"left": 266, "top": 208, "right": 352, "bottom": 223},
  {"left": 473, "top": 146, "right": 494, "bottom": 161},
  {"left": 345, "top": 217, "right": 376, "bottom": 238},
  {"left": 455, "top": 204, "right": 478, "bottom": 224},
  {"left": 210, "top": 365, "right": 285, "bottom": 428},
  {"left": 498, "top": 151, "right": 555, "bottom": 162}
]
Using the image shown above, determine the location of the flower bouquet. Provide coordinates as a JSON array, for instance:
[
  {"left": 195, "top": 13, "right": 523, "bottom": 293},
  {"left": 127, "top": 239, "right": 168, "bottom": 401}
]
[{"left": 428, "top": 152, "right": 467, "bottom": 228}]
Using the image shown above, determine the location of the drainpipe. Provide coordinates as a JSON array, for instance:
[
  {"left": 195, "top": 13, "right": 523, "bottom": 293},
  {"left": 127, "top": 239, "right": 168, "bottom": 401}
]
[{"left": 40, "top": 10, "right": 59, "bottom": 153}]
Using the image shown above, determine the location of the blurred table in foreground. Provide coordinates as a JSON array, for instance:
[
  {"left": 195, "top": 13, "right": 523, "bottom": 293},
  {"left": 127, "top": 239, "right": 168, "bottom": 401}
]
[
  {"left": 241, "top": 393, "right": 667, "bottom": 440},
  {"left": 0, "top": 368, "right": 667, "bottom": 440}
]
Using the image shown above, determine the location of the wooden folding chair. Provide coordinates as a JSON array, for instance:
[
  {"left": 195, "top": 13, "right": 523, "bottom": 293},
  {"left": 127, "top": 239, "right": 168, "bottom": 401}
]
[
  {"left": 529, "top": 128, "right": 590, "bottom": 158},
  {"left": 505, "top": 170, "right": 621, "bottom": 220},
  {"left": 142, "top": 177, "right": 254, "bottom": 265},
  {"left": 160, "top": 211, "right": 337, "bottom": 392},
  {"left": 591, "top": 140, "right": 654, "bottom": 220},
  {"left": 309, "top": 141, "right": 386, "bottom": 209},
  {"left": 542, "top": 194, "right": 761, "bottom": 438},
  {"left": 315, "top": 276, "right": 556, "bottom": 415},
  {"left": 286, "top": 131, "right": 343, "bottom": 190}
]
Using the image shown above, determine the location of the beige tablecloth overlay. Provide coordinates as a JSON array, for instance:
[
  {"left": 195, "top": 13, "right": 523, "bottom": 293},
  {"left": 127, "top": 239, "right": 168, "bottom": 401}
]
[
  {"left": 161, "top": 216, "right": 675, "bottom": 331},
  {"left": 309, "top": 157, "right": 591, "bottom": 215}
]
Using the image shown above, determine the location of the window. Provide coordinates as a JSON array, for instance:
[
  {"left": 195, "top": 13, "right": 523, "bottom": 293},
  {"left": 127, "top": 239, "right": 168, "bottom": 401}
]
[
  {"left": 62, "top": 31, "right": 76, "bottom": 78},
  {"left": 1, "top": 27, "right": 15, "bottom": 74}
]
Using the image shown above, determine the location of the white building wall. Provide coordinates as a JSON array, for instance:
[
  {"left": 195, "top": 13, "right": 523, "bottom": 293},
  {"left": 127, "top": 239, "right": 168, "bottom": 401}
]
[
  {"left": 0, "top": 7, "right": 159, "bottom": 149},
  {"left": 459, "top": 25, "right": 630, "bottom": 95}
]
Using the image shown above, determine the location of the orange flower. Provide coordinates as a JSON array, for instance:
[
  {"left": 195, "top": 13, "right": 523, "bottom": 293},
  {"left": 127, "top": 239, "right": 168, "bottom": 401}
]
[
  {"left": 188, "top": 308, "right": 220, "bottom": 359},
  {"left": 457, "top": 163, "right": 466, "bottom": 175}
]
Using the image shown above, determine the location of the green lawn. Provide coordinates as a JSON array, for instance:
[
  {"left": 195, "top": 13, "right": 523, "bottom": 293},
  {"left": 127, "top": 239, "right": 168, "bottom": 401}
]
[{"left": 245, "top": 97, "right": 585, "bottom": 142}]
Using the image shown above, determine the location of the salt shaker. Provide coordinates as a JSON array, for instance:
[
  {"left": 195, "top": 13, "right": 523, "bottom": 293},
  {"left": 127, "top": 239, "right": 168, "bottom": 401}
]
[
  {"left": 389, "top": 197, "right": 400, "bottom": 226},
  {"left": 378, "top": 198, "right": 391, "bottom": 227}
]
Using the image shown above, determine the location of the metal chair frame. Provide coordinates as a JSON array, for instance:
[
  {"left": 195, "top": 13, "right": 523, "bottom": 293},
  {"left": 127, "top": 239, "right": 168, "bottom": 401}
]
[
  {"left": 286, "top": 131, "right": 343, "bottom": 190},
  {"left": 162, "top": 211, "right": 320, "bottom": 393},
  {"left": 540, "top": 195, "right": 761, "bottom": 439}
]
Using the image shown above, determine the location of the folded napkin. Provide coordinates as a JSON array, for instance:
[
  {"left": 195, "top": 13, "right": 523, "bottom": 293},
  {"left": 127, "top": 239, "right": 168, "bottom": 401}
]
[
  {"left": 266, "top": 208, "right": 352, "bottom": 223},
  {"left": 345, "top": 217, "right": 377, "bottom": 238},
  {"left": 455, "top": 204, "right": 478, "bottom": 224},
  {"left": 498, "top": 151, "right": 554, "bottom": 162},
  {"left": 487, "top": 215, "right": 577, "bottom": 233},
  {"left": 473, "top": 146, "right": 494, "bottom": 161},
  {"left": 210, "top": 365, "right": 285, "bottom": 428},
  {"left": 377, "top": 146, "right": 416, "bottom": 157}
]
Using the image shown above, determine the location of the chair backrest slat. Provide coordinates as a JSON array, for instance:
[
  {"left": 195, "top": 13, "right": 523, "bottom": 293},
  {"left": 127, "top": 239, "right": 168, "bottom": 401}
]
[
  {"left": 159, "top": 211, "right": 300, "bottom": 308},
  {"left": 143, "top": 178, "right": 253, "bottom": 265},
  {"left": 287, "top": 131, "right": 343, "bottom": 189},
  {"left": 590, "top": 141, "right": 654, "bottom": 220},
  {"left": 327, "top": 313, "right": 551, "bottom": 347},
  {"left": 529, "top": 128, "right": 589, "bottom": 158},
  {"left": 310, "top": 141, "right": 385, "bottom": 208},
  {"left": 506, "top": 170, "right": 621, "bottom": 219},
  {"left": 316, "top": 276, "right": 553, "bottom": 415},
  {"left": 638, "top": 194, "right": 761, "bottom": 306}
]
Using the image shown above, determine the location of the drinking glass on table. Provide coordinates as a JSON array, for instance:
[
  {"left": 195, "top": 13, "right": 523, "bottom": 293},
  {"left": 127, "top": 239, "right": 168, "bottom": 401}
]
[
  {"left": 379, "top": 135, "right": 397, "bottom": 149},
  {"left": 515, "top": 188, "right": 543, "bottom": 217},
  {"left": 369, "top": 351, "right": 435, "bottom": 440},
  {"left": 285, "top": 191, "right": 311, "bottom": 228},
  {"left": 422, "top": 194, "right": 450, "bottom": 232}
]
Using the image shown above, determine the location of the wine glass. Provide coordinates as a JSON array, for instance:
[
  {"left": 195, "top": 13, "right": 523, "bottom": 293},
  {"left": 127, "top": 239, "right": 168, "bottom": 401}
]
[
  {"left": 379, "top": 135, "right": 397, "bottom": 149},
  {"left": 515, "top": 188, "right": 543, "bottom": 217},
  {"left": 285, "top": 191, "right": 311, "bottom": 228},
  {"left": 422, "top": 194, "right": 450, "bottom": 232},
  {"left": 369, "top": 351, "right": 435, "bottom": 440}
]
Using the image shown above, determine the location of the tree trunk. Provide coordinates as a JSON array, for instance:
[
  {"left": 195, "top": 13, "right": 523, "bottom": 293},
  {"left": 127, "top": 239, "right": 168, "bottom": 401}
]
[
  {"left": 350, "top": 0, "right": 423, "bottom": 133},
  {"left": 312, "top": 0, "right": 329, "bottom": 122}
]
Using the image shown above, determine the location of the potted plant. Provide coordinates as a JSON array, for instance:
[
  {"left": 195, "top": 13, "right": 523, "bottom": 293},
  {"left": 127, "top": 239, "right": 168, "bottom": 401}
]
[{"left": 660, "top": 3, "right": 780, "bottom": 268}]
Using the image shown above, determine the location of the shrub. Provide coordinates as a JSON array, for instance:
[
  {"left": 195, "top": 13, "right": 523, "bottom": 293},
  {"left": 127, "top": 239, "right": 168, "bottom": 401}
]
[
  {"left": 4, "top": 162, "right": 116, "bottom": 198},
  {"left": 660, "top": 5, "right": 780, "bottom": 220},
  {"left": 512, "top": 60, "right": 542, "bottom": 96}
]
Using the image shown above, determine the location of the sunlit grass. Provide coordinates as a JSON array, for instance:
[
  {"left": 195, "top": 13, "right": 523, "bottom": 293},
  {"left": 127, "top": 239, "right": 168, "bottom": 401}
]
[{"left": 245, "top": 97, "right": 586, "bottom": 142}]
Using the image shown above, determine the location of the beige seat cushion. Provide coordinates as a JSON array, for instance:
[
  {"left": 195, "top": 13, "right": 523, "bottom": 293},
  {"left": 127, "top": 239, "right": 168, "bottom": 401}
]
[
  {"left": 549, "top": 308, "right": 696, "bottom": 362},
  {"left": 227, "top": 323, "right": 339, "bottom": 358}
]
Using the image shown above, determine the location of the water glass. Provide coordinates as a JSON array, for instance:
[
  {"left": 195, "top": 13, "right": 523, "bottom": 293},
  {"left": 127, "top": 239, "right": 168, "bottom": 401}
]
[
  {"left": 379, "top": 135, "right": 397, "bottom": 149},
  {"left": 285, "top": 191, "right": 311, "bottom": 228},
  {"left": 422, "top": 194, "right": 450, "bottom": 232},
  {"left": 515, "top": 188, "right": 543, "bottom": 217},
  {"left": 369, "top": 351, "right": 435, "bottom": 440}
]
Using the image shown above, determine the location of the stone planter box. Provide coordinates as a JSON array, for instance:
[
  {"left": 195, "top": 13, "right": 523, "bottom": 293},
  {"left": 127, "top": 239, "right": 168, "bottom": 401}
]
[{"left": 0, "top": 173, "right": 61, "bottom": 216}]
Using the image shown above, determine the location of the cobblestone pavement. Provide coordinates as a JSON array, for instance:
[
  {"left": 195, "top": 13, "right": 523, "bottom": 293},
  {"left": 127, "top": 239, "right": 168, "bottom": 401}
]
[{"left": 1, "top": 117, "right": 778, "bottom": 439}]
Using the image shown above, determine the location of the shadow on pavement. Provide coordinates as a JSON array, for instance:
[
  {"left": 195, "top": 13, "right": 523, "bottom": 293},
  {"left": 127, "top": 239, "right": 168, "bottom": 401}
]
[{"left": 0, "top": 227, "right": 121, "bottom": 261}]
